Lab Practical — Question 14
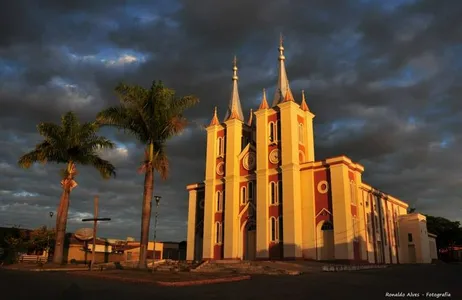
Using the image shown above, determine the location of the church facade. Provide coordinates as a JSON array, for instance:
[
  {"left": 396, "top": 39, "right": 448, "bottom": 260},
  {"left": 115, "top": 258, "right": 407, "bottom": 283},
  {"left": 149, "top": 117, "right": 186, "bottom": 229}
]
[{"left": 186, "top": 39, "right": 436, "bottom": 264}]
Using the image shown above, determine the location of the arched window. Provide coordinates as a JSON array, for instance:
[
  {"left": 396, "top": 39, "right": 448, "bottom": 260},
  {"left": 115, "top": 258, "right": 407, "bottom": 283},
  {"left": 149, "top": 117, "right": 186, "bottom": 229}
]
[
  {"left": 270, "top": 182, "right": 277, "bottom": 205},
  {"left": 350, "top": 180, "right": 356, "bottom": 205},
  {"left": 248, "top": 181, "right": 254, "bottom": 203},
  {"left": 270, "top": 217, "right": 279, "bottom": 242},
  {"left": 215, "top": 222, "right": 222, "bottom": 244},
  {"left": 299, "top": 150, "right": 305, "bottom": 163},
  {"left": 298, "top": 123, "right": 304, "bottom": 144},
  {"left": 240, "top": 186, "right": 247, "bottom": 205},
  {"left": 269, "top": 122, "right": 275, "bottom": 142},
  {"left": 217, "top": 137, "right": 225, "bottom": 156},
  {"left": 216, "top": 191, "right": 223, "bottom": 212}
]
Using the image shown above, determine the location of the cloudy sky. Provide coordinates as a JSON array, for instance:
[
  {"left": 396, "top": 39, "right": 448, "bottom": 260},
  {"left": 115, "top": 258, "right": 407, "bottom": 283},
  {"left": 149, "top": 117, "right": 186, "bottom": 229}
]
[{"left": 1, "top": 0, "right": 461, "bottom": 242}]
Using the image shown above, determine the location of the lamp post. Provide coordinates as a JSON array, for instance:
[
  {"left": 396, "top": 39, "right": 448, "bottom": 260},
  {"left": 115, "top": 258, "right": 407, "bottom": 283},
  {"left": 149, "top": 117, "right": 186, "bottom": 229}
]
[{"left": 151, "top": 195, "right": 161, "bottom": 271}]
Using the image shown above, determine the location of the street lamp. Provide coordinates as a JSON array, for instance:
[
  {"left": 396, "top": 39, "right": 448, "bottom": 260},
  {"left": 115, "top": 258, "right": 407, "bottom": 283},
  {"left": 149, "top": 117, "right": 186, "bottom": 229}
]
[{"left": 151, "top": 195, "right": 161, "bottom": 271}]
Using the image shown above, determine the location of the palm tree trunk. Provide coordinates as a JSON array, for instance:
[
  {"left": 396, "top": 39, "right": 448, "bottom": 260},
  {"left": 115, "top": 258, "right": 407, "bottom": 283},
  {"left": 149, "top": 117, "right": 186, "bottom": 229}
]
[
  {"left": 53, "top": 187, "right": 71, "bottom": 264},
  {"left": 138, "top": 162, "right": 154, "bottom": 268}
]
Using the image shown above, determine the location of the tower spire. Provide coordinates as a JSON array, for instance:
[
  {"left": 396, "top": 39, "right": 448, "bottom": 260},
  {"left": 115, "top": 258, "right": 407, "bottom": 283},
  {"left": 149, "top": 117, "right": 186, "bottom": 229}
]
[
  {"left": 258, "top": 88, "right": 269, "bottom": 109},
  {"left": 300, "top": 90, "right": 310, "bottom": 111},
  {"left": 209, "top": 106, "right": 220, "bottom": 126},
  {"left": 272, "top": 33, "right": 293, "bottom": 106},
  {"left": 224, "top": 55, "right": 244, "bottom": 121}
]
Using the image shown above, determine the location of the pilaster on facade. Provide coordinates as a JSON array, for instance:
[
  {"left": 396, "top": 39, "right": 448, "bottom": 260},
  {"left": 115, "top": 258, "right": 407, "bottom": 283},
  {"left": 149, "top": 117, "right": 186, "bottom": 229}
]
[
  {"left": 300, "top": 163, "right": 316, "bottom": 259},
  {"left": 303, "top": 109, "right": 316, "bottom": 162},
  {"left": 186, "top": 188, "right": 198, "bottom": 261},
  {"left": 278, "top": 101, "right": 303, "bottom": 258},
  {"left": 254, "top": 108, "right": 270, "bottom": 259},
  {"left": 223, "top": 118, "right": 243, "bottom": 259},
  {"left": 328, "top": 157, "right": 354, "bottom": 260}
]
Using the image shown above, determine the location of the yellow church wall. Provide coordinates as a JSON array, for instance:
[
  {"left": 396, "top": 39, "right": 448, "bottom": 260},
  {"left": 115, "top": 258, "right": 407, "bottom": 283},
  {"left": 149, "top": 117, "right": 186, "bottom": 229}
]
[
  {"left": 223, "top": 118, "right": 243, "bottom": 259},
  {"left": 300, "top": 165, "right": 316, "bottom": 259},
  {"left": 278, "top": 100, "right": 303, "bottom": 259},
  {"left": 254, "top": 108, "right": 270, "bottom": 259}
]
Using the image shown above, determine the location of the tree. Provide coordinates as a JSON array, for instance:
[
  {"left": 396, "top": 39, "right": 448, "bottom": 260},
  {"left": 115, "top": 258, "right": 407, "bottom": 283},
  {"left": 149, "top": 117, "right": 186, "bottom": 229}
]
[
  {"left": 18, "top": 111, "right": 116, "bottom": 264},
  {"left": 28, "top": 226, "right": 56, "bottom": 255},
  {"left": 3, "top": 229, "right": 28, "bottom": 264},
  {"left": 425, "top": 215, "right": 462, "bottom": 250},
  {"left": 97, "top": 81, "right": 198, "bottom": 268}
]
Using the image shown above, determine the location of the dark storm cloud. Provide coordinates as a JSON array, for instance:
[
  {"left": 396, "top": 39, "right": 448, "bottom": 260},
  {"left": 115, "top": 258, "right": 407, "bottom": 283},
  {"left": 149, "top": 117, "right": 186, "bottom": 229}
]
[{"left": 0, "top": 0, "right": 461, "bottom": 240}]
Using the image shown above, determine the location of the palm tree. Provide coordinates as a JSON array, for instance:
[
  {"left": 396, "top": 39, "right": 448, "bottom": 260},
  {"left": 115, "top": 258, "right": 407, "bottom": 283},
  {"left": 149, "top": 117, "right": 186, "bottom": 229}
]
[
  {"left": 18, "top": 111, "right": 116, "bottom": 264},
  {"left": 97, "top": 80, "right": 198, "bottom": 268}
]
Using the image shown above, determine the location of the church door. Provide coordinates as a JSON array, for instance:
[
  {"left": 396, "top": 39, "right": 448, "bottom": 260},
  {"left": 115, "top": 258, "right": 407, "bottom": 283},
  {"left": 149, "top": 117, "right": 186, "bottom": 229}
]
[
  {"left": 244, "top": 223, "right": 256, "bottom": 260},
  {"left": 319, "top": 221, "right": 335, "bottom": 260}
]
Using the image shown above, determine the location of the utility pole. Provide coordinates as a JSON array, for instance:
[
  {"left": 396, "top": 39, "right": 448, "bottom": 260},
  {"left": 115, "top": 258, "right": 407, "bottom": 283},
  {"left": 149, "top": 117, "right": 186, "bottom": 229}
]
[{"left": 82, "top": 195, "right": 111, "bottom": 271}]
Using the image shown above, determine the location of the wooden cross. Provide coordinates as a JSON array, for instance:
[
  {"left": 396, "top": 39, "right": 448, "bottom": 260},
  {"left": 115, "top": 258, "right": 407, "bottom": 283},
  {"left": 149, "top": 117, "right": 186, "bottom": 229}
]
[{"left": 82, "top": 196, "right": 111, "bottom": 271}]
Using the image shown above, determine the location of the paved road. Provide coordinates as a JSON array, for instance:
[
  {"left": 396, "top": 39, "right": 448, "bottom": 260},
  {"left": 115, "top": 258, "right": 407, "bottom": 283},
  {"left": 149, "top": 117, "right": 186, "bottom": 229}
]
[{"left": 1, "top": 264, "right": 461, "bottom": 300}]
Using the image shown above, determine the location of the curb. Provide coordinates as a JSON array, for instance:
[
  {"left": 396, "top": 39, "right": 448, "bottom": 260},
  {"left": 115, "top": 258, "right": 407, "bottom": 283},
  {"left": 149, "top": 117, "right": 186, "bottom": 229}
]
[
  {"left": 69, "top": 272, "right": 251, "bottom": 286},
  {"left": 3, "top": 267, "right": 89, "bottom": 272},
  {"left": 156, "top": 275, "right": 251, "bottom": 286},
  {"left": 322, "top": 265, "right": 388, "bottom": 272}
]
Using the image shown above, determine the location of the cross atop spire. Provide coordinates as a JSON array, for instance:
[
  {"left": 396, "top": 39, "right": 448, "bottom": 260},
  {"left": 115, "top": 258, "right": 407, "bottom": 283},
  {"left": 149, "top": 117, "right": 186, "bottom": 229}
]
[
  {"left": 224, "top": 55, "right": 244, "bottom": 121},
  {"left": 272, "top": 34, "right": 293, "bottom": 106}
]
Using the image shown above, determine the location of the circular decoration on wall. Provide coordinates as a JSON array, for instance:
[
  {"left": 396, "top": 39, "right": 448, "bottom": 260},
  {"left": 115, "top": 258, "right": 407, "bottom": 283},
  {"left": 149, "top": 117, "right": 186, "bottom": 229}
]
[
  {"left": 269, "top": 149, "right": 280, "bottom": 164},
  {"left": 317, "top": 180, "right": 329, "bottom": 194},
  {"left": 243, "top": 152, "right": 256, "bottom": 170},
  {"left": 216, "top": 161, "right": 225, "bottom": 176}
]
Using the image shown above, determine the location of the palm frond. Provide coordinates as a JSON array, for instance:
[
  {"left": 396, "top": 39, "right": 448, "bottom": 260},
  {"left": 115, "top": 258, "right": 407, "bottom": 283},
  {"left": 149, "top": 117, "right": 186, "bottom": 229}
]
[{"left": 84, "top": 154, "right": 116, "bottom": 179}]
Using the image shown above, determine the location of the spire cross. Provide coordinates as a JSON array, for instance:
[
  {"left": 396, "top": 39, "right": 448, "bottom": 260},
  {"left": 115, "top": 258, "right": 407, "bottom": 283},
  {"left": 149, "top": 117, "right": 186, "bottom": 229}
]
[
  {"left": 278, "top": 33, "right": 285, "bottom": 60},
  {"left": 232, "top": 55, "right": 238, "bottom": 80}
]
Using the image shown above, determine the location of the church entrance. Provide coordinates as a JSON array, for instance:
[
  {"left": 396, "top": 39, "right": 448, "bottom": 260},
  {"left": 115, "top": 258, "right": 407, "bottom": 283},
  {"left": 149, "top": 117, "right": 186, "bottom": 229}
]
[
  {"left": 243, "top": 222, "right": 256, "bottom": 260},
  {"left": 194, "top": 221, "right": 203, "bottom": 261},
  {"left": 318, "top": 221, "right": 335, "bottom": 260}
]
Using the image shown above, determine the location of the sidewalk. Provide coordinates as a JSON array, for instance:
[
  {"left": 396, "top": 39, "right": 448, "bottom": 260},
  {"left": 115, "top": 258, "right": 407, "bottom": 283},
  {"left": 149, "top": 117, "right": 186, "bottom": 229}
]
[{"left": 70, "top": 270, "right": 251, "bottom": 286}]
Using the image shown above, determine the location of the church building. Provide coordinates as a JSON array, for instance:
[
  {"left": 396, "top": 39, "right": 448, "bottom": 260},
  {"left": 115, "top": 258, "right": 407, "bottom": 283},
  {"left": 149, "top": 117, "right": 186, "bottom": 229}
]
[{"left": 186, "top": 38, "right": 436, "bottom": 264}]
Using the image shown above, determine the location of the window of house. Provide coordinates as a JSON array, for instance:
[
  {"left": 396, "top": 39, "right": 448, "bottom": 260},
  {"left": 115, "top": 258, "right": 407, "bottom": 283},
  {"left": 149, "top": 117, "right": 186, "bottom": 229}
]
[
  {"left": 408, "top": 233, "right": 413, "bottom": 243},
  {"left": 375, "top": 215, "right": 379, "bottom": 233},
  {"left": 240, "top": 186, "right": 247, "bottom": 205},
  {"left": 248, "top": 181, "right": 254, "bottom": 203},
  {"left": 270, "top": 217, "right": 279, "bottom": 242},
  {"left": 395, "top": 226, "right": 400, "bottom": 247},
  {"left": 298, "top": 123, "right": 304, "bottom": 144},
  {"left": 215, "top": 222, "right": 222, "bottom": 244}
]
